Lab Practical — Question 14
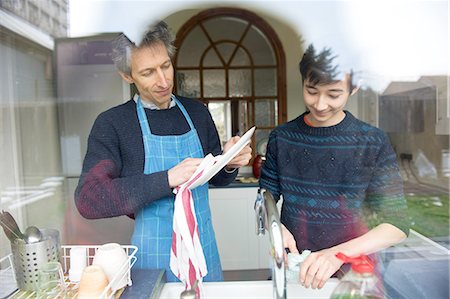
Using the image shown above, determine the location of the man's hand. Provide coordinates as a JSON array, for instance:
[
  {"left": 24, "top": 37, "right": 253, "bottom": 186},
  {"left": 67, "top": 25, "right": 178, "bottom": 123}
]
[
  {"left": 223, "top": 136, "right": 252, "bottom": 170},
  {"left": 167, "top": 158, "right": 202, "bottom": 188}
]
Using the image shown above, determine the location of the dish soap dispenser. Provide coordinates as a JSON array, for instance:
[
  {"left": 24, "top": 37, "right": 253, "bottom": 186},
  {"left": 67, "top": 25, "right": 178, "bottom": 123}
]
[{"left": 330, "top": 253, "right": 383, "bottom": 299}]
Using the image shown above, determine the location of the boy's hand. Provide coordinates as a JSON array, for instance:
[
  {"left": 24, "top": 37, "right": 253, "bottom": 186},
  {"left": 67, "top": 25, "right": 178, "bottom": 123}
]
[
  {"left": 299, "top": 247, "right": 343, "bottom": 289},
  {"left": 282, "top": 224, "right": 298, "bottom": 263}
]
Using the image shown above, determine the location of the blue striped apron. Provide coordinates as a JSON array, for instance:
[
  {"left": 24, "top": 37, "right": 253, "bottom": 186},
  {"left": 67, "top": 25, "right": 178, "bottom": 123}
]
[{"left": 131, "top": 95, "right": 223, "bottom": 282}]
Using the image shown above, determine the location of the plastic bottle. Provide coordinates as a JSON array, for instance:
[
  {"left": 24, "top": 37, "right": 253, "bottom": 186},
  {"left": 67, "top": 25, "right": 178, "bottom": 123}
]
[{"left": 330, "top": 253, "right": 383, "bottom": 299}]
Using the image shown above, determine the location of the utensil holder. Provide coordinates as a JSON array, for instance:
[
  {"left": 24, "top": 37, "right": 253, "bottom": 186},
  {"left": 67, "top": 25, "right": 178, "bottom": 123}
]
[{"left": 10, "top": 228, "right": 60, "bottom": 291}]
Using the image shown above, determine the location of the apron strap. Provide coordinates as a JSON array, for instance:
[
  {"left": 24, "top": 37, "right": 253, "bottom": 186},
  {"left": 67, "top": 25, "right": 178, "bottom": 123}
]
[
  {"left": 172, "top": 95, "right": 196, "bottom": 131},
  {"left": 137, "top": 95, "right": 196, "bottom": 135},
  {"left": 136, "top": 97, "right": 151, "bottom": 136}
]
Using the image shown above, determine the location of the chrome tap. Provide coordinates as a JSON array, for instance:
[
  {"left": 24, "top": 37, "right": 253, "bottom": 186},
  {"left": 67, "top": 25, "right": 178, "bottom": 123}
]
[
  {"left": 180, "top": 280, "right": 198, "bottom": 299},
  {"left": 255, "top": 188, "right": 286, "bottom": 299},
  {"left": 255, "top": 189, "right": 266, "bottom": 236}
]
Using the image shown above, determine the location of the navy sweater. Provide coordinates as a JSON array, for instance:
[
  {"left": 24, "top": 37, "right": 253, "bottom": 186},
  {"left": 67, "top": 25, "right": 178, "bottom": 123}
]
[
  {"left": 75, "top": 96, "right": 237, "bottom": 219},
  {"left": 260, "top": 111, "right": 409, "bottom": 252}
]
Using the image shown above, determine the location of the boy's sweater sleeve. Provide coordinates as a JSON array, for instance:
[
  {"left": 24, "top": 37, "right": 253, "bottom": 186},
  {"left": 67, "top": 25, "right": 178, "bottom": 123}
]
[
  {"left": 259, "top": 131, "right": 281, "bottom": 201},
  {"left": 365, "top": 132, "right": 410, "bottom": 236}
]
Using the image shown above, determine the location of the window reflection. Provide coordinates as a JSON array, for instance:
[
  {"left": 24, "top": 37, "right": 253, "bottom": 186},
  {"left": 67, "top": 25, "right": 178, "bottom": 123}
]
[{"left": 0, "top": 3, "right": 448, "bottom": 299}]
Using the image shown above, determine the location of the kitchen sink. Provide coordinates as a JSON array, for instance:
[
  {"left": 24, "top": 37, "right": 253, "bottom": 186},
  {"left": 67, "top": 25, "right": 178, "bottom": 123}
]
[{"left": 158, "top": 279, "right": 339, "bottom": 298}]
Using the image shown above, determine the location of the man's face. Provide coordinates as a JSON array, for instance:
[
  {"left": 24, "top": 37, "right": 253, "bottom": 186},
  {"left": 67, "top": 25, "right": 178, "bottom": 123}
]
[
  {"left": 122, "top": 42, "right": 174, "bottom": 109},
  {"left": 303, "top": 76, "right": 353, "bottom": 127}
]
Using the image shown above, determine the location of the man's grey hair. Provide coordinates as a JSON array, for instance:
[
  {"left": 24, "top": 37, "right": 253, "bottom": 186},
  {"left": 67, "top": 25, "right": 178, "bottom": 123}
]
[
  {"left": 111, "top": 21, "right": 176, "bottom": 76},
  {"left": 111, "top": 34, "right": 136, "bottom": 75},
  {"left": 140, "top": 21, "right": 176, "bottom": 59}
]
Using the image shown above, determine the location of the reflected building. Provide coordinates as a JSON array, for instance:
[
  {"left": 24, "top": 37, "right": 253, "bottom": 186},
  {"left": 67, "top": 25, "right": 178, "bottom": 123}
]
[{"left": 0, "top": 0, "right": 68, "bottom": 38}]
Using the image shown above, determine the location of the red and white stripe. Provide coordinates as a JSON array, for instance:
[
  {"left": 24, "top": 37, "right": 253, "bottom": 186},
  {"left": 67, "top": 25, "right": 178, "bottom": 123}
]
[{"left": 170, "top": 171, "right": 207, "bottom": 295}]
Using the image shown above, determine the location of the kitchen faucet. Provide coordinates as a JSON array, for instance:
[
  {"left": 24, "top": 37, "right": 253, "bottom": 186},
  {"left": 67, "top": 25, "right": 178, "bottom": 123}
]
[{"left": 255, "top": 188, "right": 286, "bottom": 299}]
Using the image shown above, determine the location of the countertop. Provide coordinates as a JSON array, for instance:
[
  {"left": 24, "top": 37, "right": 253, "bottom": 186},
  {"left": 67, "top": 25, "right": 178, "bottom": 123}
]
[
  {"left": 120, "top": 269, "right": 165, "bottom": 299},
  {"left": 209, "top": 179, "right": 259, "bottom": 189}
]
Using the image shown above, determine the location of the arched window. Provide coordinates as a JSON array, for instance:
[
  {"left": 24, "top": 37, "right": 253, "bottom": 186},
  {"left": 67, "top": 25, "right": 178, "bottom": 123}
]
[{"left": 174, "top": 8, "right": 286, "bottom": 156}]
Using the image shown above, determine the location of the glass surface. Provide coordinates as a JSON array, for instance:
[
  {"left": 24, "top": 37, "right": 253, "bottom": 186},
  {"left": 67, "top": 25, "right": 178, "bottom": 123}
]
[
  {"left": 208, "top": 101, "right": 231, "bottom": 145},
  {"left": 203, "top": 70, "right": 226, "bottom": 98},
  {"left": 255, "top": 129, "right": 271, "bottom": 156},
  {"left": 255, "top": 68, "right": 277, "bottom": 96},
  {"left": 177, "top": 26, "right": 210, "bottom": 67},
  {"left": 241, "top": 25, "right": 275, "bottom": 65},
  {"left": 203, "top": 17, "right": 248, "bottom": 42},
  {"left": 2, "top": 5, "right": 450, "bottom": 299},
  {"left": 203, "top": 48, "right": 222, "bottom": 67},
  {"left": 176, "top": 70, "right": 200, "bottom": 98},
  {"left": 216, "top": 43, "right": 237, "bottom": 65},
  {"left": 229, "top": 69, "right": 252, "bottom": 97},
  {"left": 255, "top": 99, "right": 278, "bottom": 127},
  {"left": 37, "top": 262, "right": 66, "bottom": 298},
  {"left": 230, "top": 47, "right": 251, "bottom": 66},
  {"left": 238, "top": 100, "right": 250, "bottom": 135}
]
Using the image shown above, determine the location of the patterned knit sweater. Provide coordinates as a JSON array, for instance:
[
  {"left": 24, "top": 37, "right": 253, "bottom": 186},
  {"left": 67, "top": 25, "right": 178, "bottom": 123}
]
[
  {"left": 260, "top": 111, "right": 409, "bottom": 252},
  {"left": 75, "top": 96, "right": 237, "bottom": 219}
]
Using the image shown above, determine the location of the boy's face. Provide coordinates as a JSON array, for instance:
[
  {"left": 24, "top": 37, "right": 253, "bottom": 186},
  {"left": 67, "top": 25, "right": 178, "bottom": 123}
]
[{"left": 303, "top": 75, "right": 355, "bottom": 127}]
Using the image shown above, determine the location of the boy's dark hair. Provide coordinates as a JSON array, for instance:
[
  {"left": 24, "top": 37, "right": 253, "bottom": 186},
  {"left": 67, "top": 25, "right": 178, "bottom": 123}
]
[{"left": 299, "top": 44, "right": 355, "bottom": 92}]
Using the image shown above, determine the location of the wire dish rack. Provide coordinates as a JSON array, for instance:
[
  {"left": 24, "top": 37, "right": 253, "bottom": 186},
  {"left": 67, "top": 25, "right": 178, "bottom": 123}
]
[{"left": 0, "top": 245, "right": 138, "bottom": 299}]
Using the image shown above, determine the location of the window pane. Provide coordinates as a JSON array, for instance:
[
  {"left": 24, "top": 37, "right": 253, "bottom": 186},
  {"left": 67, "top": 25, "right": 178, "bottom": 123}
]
[
  {"left": 203, "top": 48, "right": 222, "bottom": 67},
  {"left": 238, "top": 100, "right": 250, "bottom": 135},
  {"left": 203, "top": 17, "right": 248, "bottom": 42},
  {"left": 203, "top": 69, "right": 226, "bottom": 98},
  {"left": 208, "top": 101, "right": 231, "bottom": 145},
  {"left": 229, "top": 69, "right": 251, "bottom": 97},
  {"left": 255, "top": 68, "right": 277, "bottom": 96},
  {"left": 217, "top": 43, "right": 237, "bottom": 65},
  {"left": 255, "top": 99, "right": 277, "bottom": 127},
  {"left": 177, "top": 26, "right": 209, "bottom": 67},
  {"left": 230, "top": 46, "right": 250, "bottom": 66},
  {"left": 176, "top": 70, "right": 200, "bottom": 98},
  {"left": 255, "top": 129, "right": 271, "bottom": 156},
  {"left": 241, "top": 25, "right": 275, "bottom": 65}
]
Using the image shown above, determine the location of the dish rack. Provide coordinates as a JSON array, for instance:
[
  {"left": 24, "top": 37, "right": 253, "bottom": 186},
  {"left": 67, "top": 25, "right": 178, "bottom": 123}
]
[{"left": 0, "top": 245, "right": 137, "bottom": 299}]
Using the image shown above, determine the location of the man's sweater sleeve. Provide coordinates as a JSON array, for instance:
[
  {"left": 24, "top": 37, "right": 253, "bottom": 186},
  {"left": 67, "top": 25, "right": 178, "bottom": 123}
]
[{"left": 74, "top": 113, "right": 173, "bottom": 219}]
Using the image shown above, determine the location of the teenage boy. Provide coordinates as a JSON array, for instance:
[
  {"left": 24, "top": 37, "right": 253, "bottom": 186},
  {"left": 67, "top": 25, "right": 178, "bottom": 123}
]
[{"left": 259, "top": 45, "right": 409, "bottom": 289}]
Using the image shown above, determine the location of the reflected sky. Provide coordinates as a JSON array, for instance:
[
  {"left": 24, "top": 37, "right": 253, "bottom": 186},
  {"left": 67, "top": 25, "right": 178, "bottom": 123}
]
[{"left": 69, "top": 0, "right": 449, "bottom": 91}]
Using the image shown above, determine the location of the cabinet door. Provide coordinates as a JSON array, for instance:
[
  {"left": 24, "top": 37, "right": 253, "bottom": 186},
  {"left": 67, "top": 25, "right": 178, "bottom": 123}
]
[{"left": 209, "top": 188, "right": 270, "bottom": 270}]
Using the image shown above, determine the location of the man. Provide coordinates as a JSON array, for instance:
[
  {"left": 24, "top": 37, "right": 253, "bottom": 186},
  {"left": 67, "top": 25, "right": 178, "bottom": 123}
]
[
  {"left": 260, "top": 45, "right": 409, "bottom": 289},
  {"left": 75, "top": 21, "right": 251, "bottom": 282}
]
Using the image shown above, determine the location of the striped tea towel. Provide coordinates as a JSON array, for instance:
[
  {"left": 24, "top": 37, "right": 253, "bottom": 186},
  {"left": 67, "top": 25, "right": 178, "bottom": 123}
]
[{"left": 170, "top": 154, "right": 217, "bottom": 295}]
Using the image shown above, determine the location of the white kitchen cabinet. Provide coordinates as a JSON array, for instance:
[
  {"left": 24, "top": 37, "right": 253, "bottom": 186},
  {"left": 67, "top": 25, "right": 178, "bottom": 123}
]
[{"left": 209, "top": 187, "right": 271, "bottom": 270}]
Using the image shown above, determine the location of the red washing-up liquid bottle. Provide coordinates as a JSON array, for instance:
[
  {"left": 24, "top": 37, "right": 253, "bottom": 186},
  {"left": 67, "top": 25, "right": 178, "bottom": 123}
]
[
  {"left": 330, "top": 253, "right": 383, "bottom": 299},
  {"left": 252, "top": 155, "right": 265, "bottom": 179}
]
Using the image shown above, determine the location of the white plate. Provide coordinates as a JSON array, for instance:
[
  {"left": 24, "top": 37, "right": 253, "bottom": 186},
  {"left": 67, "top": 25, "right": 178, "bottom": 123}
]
[
  {"left": 189, "top": 126, "right": 255, "bottom": 189},
  {"left": 257, "top": 137, "right": 268, "bottom": 155}
]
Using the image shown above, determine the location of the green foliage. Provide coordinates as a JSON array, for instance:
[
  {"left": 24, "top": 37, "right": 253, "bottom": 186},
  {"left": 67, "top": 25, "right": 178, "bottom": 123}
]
[{"left": 407, "top": 194, "right": 450, "bottom": 238}]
